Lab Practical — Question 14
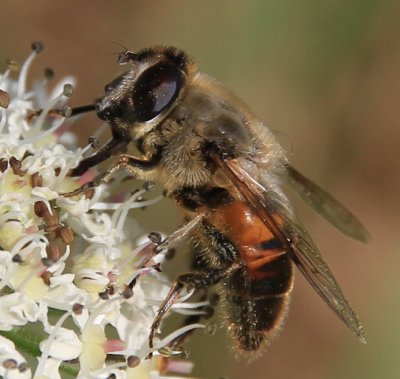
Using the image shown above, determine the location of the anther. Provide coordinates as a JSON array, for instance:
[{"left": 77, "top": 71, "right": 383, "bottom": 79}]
[
  {"left": 31, "top": 41, "right": 44, "bottom": 53},
  {"left": 41, "top": 271, "right": 52, "bottom": 286},
  {"left": 72, "top": 303, "right": 84, "bottom": 315},
  {"left": 44, "top": 67, "right": 54, "bottom": 80},
  {"left": 34, "top": 201, "right": 46, "bottom": 217},
  {"left": 63, "top": 83, "right": 74, "bottom": 97},
  {"left": 3, "top": 359, "right": 17, "bottom": 369},
  {"left": 41, "top": 257, "right": 54, "bottom": 267},
  {"left": 30, "top": 172, "right": 43, "bottom": 188},
  {"left": 99, "top": 290, "right": 109, "bottom": 300},
  {"left": 148, "top": 232, "right": 162, "bottom": 245},
  {"left": 122, "top": 286, "right": 134, "bottom": 299},
  {"left": 127, "top": 355, "right": 140, "bottom": 368},
  {"left": 9, "top": 156, "right": 27, "bottom": 176},
  {"left": 12, "top": 254, "right": 22, "bottom": 263},
  {"left": 61, "top": 106, "right": 72, "bottom": 117},
  {"left": 0, "top": 89, "right": 10, "bottom": 108},
  {"left": 0, "top": 159, "right": 9, "bottom": 172},
  {"left": 18, "top": 362, "right": 29, "bottom": 372}
]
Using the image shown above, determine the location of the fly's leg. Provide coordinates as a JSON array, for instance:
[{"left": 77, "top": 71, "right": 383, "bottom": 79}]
[
  {"left": 63, "top": 153, "right": 160, "bottom": 197},
  {"left": 155, "top": 213, "right": 206, "bottom": 253},
  {"left": 70, "top": 138, "right": 129, "bottom": 177},
  {"left": 155, "top": 223, "right": 240, "bottom": 358},
  {"left": 148, "top": 262, "right": 242, "bottom": 353},
  {"left": 159, "top": 246, "right": 214, "bottom": 359},
  {"left": 128, "top": 214, "right": 206, "bottom": 291},
  {"left": 27, "top": 104, "right": 96, "bottom": 122}
]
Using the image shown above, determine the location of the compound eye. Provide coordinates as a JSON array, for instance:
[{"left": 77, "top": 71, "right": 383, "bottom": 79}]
[{"left": 133, "top": 62, "right": 183, "bottom": 122}]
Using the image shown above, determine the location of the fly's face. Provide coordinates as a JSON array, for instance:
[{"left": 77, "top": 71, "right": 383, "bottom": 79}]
[{"left": 95, "top": 46, "right": 193, "bottom": 140}]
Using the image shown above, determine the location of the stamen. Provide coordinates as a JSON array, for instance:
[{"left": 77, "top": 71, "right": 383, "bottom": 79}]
[
  {"left": 153, "top": 323, "right": 205, "bottom": 351},
  {"left": 172, "top": 308, "right": 207, "bottom": 316},
  {"left": 172, "top": 300, "right": 209, "bottom": 309},
  {"left": 53, "top": 144, "right": 92, "bottom": 189},
  {"left": 29, "top": 113, "right": 65, "bottom": 141},
  {"left": 34, "top": 310, "right": 71, "bottom": 378},
  {"left": 0, "top": 211, "right": 27, "bottom": 226},
  {"left": 0, "top": 69, "right": 10, "bottom": 87},
  {"left": 10, "top": 233, "right": 48, "bottom": 257},
  {"left": 92, "top": 195, "right": 162, "bottom": 211},
  {"left": 17, "top": 43, "right": 43, "bottom": 98},
  {"left": 0, "top": 108, "right": 7, "bottom": 133},
  {"left": 111, "top": 189, "right": 149, "bottom": 240},
  {"left": 84, "top": 296, "right": 121, "bottom": 331},
  {"left": 175, "top": 288, "right": 195, "bottom": 303},
  {"left": 29, "top": 84, "right": 73, "bottom": 134},
  {"left": 0, "top": 263, "right": 18, "bottom": 292}
]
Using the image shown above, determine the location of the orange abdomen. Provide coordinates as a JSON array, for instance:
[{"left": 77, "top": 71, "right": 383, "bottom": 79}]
[
  {"left": 209, "top": 201, "right": 286, "bottom": 279},
  {"left": 207, "top": 200, "right": 294, "bottom": 351}
]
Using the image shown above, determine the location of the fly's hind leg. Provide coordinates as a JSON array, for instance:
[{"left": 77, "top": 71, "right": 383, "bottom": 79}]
[
  {"left": 158, "top": 245, "right": 214, "bottom": 358},
  {"left": 153, "top": 223, "right": 240, "bottom": 357},
  {"left": 148, "top": 262, "right": 242, "bottom": 353}
]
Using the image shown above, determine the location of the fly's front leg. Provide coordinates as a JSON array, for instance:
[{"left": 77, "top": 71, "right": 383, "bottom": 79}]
[
  {"left": 70, "top": 138, "right": 129, "bottom": 177},
  {"left": 148, "top": 262, "right": 242, "bottom": 353},
  {"left": 63, "top": 153, "right": 161, "bottom": 197}
]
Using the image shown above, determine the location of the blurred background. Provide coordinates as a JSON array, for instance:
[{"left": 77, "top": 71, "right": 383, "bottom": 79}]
[{"left": 0, "top": 1, "right": 399, "bottom": 378}]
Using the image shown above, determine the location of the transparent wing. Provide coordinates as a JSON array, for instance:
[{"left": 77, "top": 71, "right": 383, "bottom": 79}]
[
  {"left": 212, "top": 153, "right": 366, "bottom": 343},
  {"left": 286, "top": 165, "right": 370, "bottom": 243}
]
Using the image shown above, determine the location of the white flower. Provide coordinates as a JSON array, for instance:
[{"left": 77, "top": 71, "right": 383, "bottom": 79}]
[
  {"left": 0, "top": 43, "right": 202, "bottom": 379},
  {"left": 0, "top": 335, "right": 31, "bottom": 379}
]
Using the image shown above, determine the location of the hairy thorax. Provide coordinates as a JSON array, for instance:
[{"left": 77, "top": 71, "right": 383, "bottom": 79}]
[{"left": 139, "top": 80, "right": 257, "bottom": 193}]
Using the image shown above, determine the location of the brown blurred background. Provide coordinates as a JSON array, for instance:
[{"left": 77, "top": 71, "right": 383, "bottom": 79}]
[{"left": 1, "top": 1, "right": 399, "bottom": 378}]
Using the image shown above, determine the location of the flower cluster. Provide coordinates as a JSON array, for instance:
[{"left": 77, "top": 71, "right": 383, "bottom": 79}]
[{"left": 0, "top": 43, "right": 204, "bottom": 379}]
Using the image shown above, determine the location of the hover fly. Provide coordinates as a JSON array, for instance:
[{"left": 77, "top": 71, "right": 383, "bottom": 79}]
[{"left": 66, "top": 46, "right": 369, "bottom": 353}]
